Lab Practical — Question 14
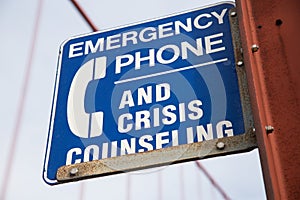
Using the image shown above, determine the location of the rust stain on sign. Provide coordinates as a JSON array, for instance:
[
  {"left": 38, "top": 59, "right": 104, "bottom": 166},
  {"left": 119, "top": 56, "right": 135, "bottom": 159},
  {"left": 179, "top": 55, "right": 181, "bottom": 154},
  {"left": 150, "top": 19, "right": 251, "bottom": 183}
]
[{"left": 57, "top": 129, "right": 256, "bottom": 183}]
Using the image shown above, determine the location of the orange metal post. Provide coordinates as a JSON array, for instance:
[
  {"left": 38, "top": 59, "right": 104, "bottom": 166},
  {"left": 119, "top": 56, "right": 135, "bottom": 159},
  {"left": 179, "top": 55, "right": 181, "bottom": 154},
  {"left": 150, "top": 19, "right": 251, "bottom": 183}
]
[{"left": 236, "top": 0, "right": 300, "bottom": 199}]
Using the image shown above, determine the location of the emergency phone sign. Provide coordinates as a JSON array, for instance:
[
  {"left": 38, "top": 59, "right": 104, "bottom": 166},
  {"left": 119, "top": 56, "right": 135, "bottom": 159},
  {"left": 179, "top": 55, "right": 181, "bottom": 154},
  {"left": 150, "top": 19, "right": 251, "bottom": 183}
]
[{"left": 43, "top": 2, "right": 246, "bottom": 185}]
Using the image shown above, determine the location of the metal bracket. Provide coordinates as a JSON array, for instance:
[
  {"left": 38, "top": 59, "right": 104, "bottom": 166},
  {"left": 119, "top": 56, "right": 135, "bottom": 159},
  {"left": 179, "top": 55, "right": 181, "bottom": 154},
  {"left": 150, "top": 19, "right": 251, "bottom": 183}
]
[
  {"left": 229, "top": 8, "right": 244, "bottom": 67},
  {"left": 229, "top": 7, "right": 255, "bottom": 141},
  {"left": 56, "top": 129, "right": 257, "bottom": 183}
]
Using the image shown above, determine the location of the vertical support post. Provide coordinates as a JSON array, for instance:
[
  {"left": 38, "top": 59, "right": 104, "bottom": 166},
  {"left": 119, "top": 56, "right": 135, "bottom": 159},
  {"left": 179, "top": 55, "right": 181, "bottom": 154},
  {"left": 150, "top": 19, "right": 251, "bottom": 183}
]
[{"left": 236, "top": 0, "right": 300, "bottom": 199}]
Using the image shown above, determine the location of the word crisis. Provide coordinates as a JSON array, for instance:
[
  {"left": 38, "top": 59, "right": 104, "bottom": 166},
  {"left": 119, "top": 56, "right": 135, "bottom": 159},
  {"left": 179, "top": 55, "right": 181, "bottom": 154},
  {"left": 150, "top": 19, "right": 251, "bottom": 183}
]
[{"left": 65, "top": 82, "right": 235, "bottom": 165}]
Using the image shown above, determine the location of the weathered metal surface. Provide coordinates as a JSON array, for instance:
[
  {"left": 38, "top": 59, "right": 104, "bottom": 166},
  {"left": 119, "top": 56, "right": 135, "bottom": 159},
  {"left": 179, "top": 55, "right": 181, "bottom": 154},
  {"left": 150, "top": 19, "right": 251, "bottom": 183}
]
[
  {"left": 229, "top": 8, "right": 244, "bottom": 68},
  {"left": 229, "top": 7, "right": 254, "bottom": 138},
  {"left": 236, "top": 0, "right": 300, "bottom": 199},
  {"left": 57, "top": 128, "right": 257, "bottom": 182}
]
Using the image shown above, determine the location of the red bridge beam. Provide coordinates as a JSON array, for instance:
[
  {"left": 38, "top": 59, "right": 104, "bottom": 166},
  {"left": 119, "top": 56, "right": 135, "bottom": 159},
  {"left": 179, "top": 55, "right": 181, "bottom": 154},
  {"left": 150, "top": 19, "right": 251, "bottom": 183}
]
[{"left": 236, "top": 0, "right": 300, "bottom": 199}]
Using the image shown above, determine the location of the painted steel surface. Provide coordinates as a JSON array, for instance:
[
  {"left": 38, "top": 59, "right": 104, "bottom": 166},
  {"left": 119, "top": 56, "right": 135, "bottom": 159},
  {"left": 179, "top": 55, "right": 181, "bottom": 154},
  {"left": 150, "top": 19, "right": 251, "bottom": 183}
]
[{"left": 236, "top": 0, "right": 300, "bottom": 199}]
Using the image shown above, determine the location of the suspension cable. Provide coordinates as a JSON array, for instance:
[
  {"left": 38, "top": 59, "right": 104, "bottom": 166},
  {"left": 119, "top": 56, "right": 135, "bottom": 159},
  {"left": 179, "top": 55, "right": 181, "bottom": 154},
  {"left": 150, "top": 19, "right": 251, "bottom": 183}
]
[
  {"left": 158, "top": 169, "right": 163, "bottom": 200},
  {"left": 179, "top": 165, "right": 186, "bottom": 200},
  {"left": 70, "top": 0, "right": 98, "bottom": 32},
  {"left": 79, "top": 182, "right": 85, "bottom": 200},
  {"left": 126, "top": 174, "right": 131, "bottom": 200},
  {"left": 195, "top": 161, "right": 231, "bottom": 200},
  {"left": 0, "top": 0, "right": 44, "bottom": 199}
]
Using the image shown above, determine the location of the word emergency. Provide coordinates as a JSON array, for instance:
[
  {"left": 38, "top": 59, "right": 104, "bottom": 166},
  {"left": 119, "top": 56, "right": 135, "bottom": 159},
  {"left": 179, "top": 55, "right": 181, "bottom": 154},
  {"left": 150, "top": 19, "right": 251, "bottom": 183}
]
[{"left": 68, "top": 8, "right": 228, "bottom": 58}]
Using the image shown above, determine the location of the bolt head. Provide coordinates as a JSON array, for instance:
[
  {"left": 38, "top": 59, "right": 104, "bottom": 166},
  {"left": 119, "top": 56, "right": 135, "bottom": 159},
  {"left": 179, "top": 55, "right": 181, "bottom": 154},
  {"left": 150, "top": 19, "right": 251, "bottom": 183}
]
[
  {"left": 251, "top": 44, "right": 259, "bottom": 52},
  {"left": 237, "top": 60, "right": 244, "bottom": 67},
  {"left": 216, "top": 142, "right": 225, "bottom": 150},
  {"left": 230, "top": 11, "right": 237, "bottom": 17},
  {"left": 265, "top": 125, "right": 274, "bottom": 133},
  {"left": 70, "top": 168, "right": 79, "bottom": 176}
]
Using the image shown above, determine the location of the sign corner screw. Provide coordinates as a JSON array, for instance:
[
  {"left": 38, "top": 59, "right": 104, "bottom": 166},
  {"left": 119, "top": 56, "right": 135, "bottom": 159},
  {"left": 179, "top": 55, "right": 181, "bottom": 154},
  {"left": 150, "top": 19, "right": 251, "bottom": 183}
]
[
  {"left": 237, "top": 60, "right": 244, "bottom": 67},
  {"left": 216, "top": 142, "right": 225, "bottom": 150},
  {"left": 70, "top": 167, "right": 79, "bottom": 176},
  {"left": 230, "top": 11, "right": 237, "bottom": 17}
]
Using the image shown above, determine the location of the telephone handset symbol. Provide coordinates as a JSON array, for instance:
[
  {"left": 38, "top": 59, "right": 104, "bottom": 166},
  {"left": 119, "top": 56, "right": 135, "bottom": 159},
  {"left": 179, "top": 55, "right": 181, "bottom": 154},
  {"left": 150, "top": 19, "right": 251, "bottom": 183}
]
[{"left": 67, "top": 57, "right": 106, "bottom": 138}]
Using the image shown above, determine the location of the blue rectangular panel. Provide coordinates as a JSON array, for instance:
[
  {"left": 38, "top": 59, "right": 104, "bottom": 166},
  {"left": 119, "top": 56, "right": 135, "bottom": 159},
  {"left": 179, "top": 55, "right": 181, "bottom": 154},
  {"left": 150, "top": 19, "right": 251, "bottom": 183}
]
[{"left": 43, "top": 2, "right": 242, "bottom": 185}]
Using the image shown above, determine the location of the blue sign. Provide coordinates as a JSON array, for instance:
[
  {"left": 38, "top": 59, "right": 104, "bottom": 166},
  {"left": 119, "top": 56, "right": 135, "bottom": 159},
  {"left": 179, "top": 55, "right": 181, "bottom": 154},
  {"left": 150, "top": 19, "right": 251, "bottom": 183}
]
[{"left": 43, "top": 2, "right": 244, "bottom": 185}]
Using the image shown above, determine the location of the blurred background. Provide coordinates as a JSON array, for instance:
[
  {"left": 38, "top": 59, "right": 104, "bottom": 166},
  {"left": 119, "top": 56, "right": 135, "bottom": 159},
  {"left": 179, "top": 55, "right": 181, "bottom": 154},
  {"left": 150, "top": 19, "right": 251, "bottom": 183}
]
[{"left": 0, "top": 0, "right": 266, "bottom": 199}]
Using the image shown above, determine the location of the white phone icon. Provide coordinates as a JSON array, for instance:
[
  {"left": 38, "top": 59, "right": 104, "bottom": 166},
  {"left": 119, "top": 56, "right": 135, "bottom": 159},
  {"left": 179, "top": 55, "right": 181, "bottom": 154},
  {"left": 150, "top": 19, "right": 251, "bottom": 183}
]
[{"left": 67, "top": 57, "right": 106, "bottom": 138}]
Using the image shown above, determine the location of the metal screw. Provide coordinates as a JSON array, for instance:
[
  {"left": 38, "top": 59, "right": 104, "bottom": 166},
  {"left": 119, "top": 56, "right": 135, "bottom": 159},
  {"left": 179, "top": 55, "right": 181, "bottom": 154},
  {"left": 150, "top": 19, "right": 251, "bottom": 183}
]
[
  {"left": 70, "top": 168, "right": 79, "bottom": 176},
  {"left": 230, "top": 11, "right": 237, "bottom": 17},
  {"left": 251, "top": 44, "right": 260, "bottom": 52},
  {"left": 216, "top": 142, "right": 225, "bottom": 150},
  {"left": 237, "top": 60, "right": 244, "bottom": 67},
  {"left": 265, "top": 125, "right": 274, "bottom": 134}
]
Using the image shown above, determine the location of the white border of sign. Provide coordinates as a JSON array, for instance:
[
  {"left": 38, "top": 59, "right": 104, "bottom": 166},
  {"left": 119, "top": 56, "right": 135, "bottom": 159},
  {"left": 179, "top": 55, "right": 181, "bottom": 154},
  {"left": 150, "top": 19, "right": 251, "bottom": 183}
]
[{"left": 43, "top": 1, "right": 256, "bottom": 185}]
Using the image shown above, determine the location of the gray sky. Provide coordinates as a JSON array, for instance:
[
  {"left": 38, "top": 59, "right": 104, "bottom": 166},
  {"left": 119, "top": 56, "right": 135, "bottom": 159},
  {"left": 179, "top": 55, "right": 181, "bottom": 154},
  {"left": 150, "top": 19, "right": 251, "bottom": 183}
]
[{"left": 0, "top": 0, "right": 266, "bottom": 199}]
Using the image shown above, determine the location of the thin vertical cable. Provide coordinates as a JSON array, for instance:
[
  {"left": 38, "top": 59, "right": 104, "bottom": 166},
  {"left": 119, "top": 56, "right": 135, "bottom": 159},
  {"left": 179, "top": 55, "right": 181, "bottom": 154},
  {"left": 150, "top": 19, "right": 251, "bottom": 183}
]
[
  {"left": 79, "top": 183, "right": 85, "bottom": 200},
  {"left": 195, "top": 161, "right": 231, "bottom": 200},
  {"left": 158, "top": 169, "right": 163, "bottom": 200},
  {"left": 179, "top": 165, "right": 185, "bottom": 200},
  {"left": 126, "top": 174, "right": 131, "bottom": 200},
  {"left": 70, "top": 0, "right": 98, "bottom": 32},
  {"left": 0, "top": 0, "right": 44, "bottom": 199}
]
